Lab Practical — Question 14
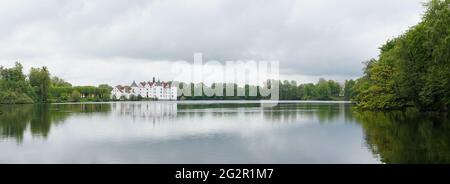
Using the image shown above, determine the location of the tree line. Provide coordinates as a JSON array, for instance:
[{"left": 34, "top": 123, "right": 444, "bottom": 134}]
[
  {"left": 350, "top": 0, "right": 450, "bottom": 112},
  {"left": 50, "top": 80, "right": 112, "bottom": 103},
  {"left": 175, "top": 78, "right": 346, "bottom": 101},
  {"left": 1, "top": 62, "right": 351, "bottom": 104},
  {"left": 0, "top": 62, "right": 352, "bottom": 104},
  {"left": 0, "top": 62, "right": 112, "bottom": 104}
]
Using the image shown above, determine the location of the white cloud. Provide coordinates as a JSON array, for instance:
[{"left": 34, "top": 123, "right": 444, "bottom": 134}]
[{"left": 0, "top": 0, "right": 425, "bottom": 85}]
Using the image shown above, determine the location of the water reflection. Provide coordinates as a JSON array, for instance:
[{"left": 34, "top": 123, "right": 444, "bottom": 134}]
[
  {"left": 112, "top": 102, "right": 177, "bottom": 123},
  {"left": 176, "top": 102, "right": 352, "bottom": 124},
  {"left": 0, "top": 104, "right": 63, "bottom": 142},
  {"left": 0, "top": 103, "right": 110, "bottom": 143},
  {"left": 262, "top": 103, "right": 350, "bottom": 124},
  {"left": 0, "top": 102, "right": 449, "bottom": 163},
  {"left": 353, "top": 110, "right": 450, "bottom": 164}
]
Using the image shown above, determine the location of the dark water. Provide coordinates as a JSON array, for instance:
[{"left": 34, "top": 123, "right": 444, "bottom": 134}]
[{"left": 0, "top": 101, "right": 449, "bottom": 164}]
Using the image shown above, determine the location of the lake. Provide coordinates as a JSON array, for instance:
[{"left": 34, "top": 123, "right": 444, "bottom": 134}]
[{"left": 0, "top": 101, "right": 449, "bottom": 164}]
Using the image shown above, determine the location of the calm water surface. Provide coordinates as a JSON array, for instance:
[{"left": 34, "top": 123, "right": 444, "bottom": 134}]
[{"left": 0, "top": 101, "right": 449, "bottom": 164}]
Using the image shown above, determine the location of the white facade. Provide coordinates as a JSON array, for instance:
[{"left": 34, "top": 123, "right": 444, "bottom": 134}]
[
  {"left": 112, "top": 80, "right": 177, "bottom": 100},
  {"left": 112, "top": 86, "right": 131, "bottom": 99}
]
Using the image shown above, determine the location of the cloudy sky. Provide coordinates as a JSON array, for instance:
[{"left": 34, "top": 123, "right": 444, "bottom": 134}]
[{"left": 0, "top": 0, "right": 425, "bottom": 86}]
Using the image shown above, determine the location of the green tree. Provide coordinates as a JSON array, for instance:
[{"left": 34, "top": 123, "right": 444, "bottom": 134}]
[
  {"left": 302, "top": 83, "right": 316, "bottom": 100},
  {"left": 71, "top": 90, "right": 81, "bottom": 102},
  {"left": 51, "top": 77, "right": 72, "bottom": 87},
  {"left": 129, "top": 94, "right": 137, "bottom": 101},
  {"left": 29, "top": 67, "right": 51, "bottom": 103},
  {"left": 0, "top": 62, "right": 34, "bottom": 104},
  {"left": 353, "top": 0, "right": 450, "bottom": 111},
  {"left": 354, "top": 56, "right": 405, "bottom": 110},
  {"left": 327, "top": 80, "right": 342, "bottom": 97},
  {"left": 98, "top": 84, "right": 113, "bottom": 91},
  {"left": 315, "top": 78, "right": 331, "bottom": 100},
  {"left": 344, "top": 79, "right": 356, "bottom": 101}
]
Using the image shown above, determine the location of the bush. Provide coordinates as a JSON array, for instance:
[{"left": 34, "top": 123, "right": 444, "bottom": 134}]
[
  {"left": 70, "top": 90, "right": 81, "bottom": 102},
  {"left": 0, "top": 91, "right": 34, "bottom": 104}
]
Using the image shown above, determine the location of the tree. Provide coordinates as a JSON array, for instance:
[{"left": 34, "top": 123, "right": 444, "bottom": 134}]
[
  {"left": 353, "top": 0, "right": 450, "bottom": 111},
  {"left": 51, "top": 77, "right": 72, "bottom": 87},
  {"left": 98, "top": 84, "right": 113, "bottom": 91},
  {"left": 328, "top": 80, "right": 342, "bottom": 97},
  {"left": 353, "top": 56, "right": 405, "bottom": 110},
  {"left": 315, "top": 78, "right": 331, "bottom": 100},
  {"left": 0, "top": 62, "right": 112, "bottom": 103},
  {"left": 29, "top": 67, "right": 51, "bottom": 103},
  {"left": 71, "top": 90, "right": 81, "bottom": 102},
  {"left": 129, "top": 94, "right": 137, "bottom": 101},
  {"left": 302, "top": 83, "right": 316, "bottom": 100},
  {"left": 344, "top": 80, "right": 356, "bottom": 101},
  {"left": 98, "top": 84, "right": 112, "bottom": 101},
  {"left": 0, "top": 62, "right": 34, "bottom": 104}
]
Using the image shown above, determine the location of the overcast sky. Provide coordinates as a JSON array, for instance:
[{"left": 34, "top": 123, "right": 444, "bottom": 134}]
[{"left": 0, "top": 0, "right": 425, "bottom": 86}]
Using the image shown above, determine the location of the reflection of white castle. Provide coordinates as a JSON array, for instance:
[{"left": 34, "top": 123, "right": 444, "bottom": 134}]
[
  {"left": 112, "top": 102, "right": 177, "bottom": 122},
  {"left": 112, "top": 78, "right": 177, "bottom": 100}
]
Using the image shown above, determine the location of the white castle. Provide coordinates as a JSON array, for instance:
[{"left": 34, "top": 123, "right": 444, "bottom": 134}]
[{"left": 111, "top": 78, "right": 177, "bottom": 100}]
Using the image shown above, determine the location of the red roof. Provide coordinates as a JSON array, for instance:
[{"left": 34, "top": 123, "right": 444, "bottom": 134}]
[{"left": 115, "top": 85, "right": 131, "bottom": 92}]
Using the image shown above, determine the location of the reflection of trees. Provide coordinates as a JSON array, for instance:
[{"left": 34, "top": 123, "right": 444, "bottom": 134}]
[
  {"left": 52, "top": 103, "right": 111, "bottom": 114},
  {"left": 176, "top": 103, "right": 261, "bottom": 119},
  {"left": 177, "top": 102, "right": 352, "bottom": 124},
  {"left": 30, "top": 104, "right": 51, "bottom": 138},
  {"left": 263, "top": 103, "right": 350, "bottom": 124},
  {"left": 0, "top": 103, "right": 112, "bottom": 143},
  {"left": 354, "top": 110, "right": 450, "bottom": 164},
  {"left": 178, "top": 103, "right": 261, "bottom": 110},
  {"left": 0, "top": 104, "right": 59, "bottom": 142},
  {"left": 0, "top": 105, "right": 33, "bottom": 142}
]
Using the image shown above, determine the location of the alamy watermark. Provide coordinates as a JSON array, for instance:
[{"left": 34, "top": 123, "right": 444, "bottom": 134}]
[{"left": 170, "top": 53, "right": 280, "bottom": 101}]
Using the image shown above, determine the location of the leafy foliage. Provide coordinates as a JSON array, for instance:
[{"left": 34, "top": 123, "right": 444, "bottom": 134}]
[
  {"left": 0, "top": 62, "right": 111, "bottom": 104},
  {"left": 0, "top": 62, "right": 35, "bottom": 104},
  {"left": 176, "top": 78, "right": 343, "bottom": 101},
  {"left": 353, "top": 0, "right": 450, "bottom": 111},
  {"left": 344, "top": 79, "right": 356, "bottom": 101},
  {"left": 29, "top": 67, "right": 51, "bottom": 103},
  {"left": 70, "top": 90, "right": 81, "bottom": 102},
  {"left": 51, "top": 77, "right": 72, "bottom": 87}
]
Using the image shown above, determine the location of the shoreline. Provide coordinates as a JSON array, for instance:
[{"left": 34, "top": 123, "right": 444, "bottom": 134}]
[{"left": 1, "top": 100, "right": 355, "bottom": 105}]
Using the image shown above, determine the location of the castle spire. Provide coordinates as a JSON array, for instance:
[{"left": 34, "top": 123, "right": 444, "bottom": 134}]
[{"left": 131, "top": 81, "right": 138, "bottom": 87}]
